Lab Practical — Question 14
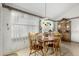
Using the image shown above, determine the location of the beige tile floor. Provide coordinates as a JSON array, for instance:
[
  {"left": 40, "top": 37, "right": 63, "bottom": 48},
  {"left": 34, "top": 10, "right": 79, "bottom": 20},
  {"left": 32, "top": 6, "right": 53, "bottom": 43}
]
[
  {"left": 61, "top": 42, "right": 79, "bottom": 56},
  {"left": 7, "top": 42, "right": 79, "bottom": 56}
]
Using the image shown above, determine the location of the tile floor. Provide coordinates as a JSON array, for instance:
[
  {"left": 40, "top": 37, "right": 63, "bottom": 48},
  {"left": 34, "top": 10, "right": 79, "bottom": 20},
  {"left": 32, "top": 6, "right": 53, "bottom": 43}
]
[{"left": 7, "top": 41, "right": 79, "bottom": 56}]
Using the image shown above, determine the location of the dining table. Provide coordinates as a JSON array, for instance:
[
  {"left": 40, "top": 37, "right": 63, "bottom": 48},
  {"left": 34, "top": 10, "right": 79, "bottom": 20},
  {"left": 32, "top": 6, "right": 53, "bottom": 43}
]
[{"left": 38, "top": 37, "right": 55, "bottom": 55}]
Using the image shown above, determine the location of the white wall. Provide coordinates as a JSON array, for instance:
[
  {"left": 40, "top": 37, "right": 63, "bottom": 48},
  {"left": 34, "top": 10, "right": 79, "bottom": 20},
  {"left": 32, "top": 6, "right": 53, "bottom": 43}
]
[
  {"left": 57, "top": 5, "right": 79, "bottom": 42},
  {"left": 0, "top": 3, "right": 3, "bottom": 56},
  {"left": 2, "top": 7, "right": 40, "bottom": 55}
]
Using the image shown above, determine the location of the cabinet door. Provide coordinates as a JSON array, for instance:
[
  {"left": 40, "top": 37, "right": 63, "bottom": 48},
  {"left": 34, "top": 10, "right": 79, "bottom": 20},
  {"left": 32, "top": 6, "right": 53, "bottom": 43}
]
[
  {"left": 63, "top": 32, "right": 71, "bottom": 41},
  {"left": 58, "top": 19, "right": 71, "bottom": 42}
]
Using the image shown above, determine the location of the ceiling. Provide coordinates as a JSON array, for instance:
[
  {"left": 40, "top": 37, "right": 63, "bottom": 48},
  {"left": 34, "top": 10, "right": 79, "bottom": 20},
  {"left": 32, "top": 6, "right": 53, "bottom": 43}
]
[{"left": 8, "top": 3, "right": 79, "bottom": 20}]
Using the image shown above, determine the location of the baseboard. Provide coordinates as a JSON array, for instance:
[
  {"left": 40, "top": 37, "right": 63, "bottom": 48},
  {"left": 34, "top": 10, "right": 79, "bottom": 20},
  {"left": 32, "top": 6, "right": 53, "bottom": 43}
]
[
  {"left": 62, "top": 40, "right": 79, "bottom": 44},
  {"left": 71, "top": 41, "right": 79, "bottom": 44}
]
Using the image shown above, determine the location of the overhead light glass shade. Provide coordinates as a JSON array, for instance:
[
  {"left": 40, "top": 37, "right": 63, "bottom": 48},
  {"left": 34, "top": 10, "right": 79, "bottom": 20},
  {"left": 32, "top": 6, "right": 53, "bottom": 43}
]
[{"left": 40, "top": 18, "right": 54, "bottom": 33}]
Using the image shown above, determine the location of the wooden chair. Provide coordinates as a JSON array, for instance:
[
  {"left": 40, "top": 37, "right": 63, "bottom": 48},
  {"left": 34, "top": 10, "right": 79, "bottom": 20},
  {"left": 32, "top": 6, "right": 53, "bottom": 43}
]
[
  {"left": 47, "top": 32, "right": 54, "bottom": 47},
  {"left": 29, "top": 32, "right": 44, "bottom": 56},
  {"left": 39, "top": 32, "right": 54, "bottom": 55},
  {"left": 53, "top": 32, "right": 61, "bottom": 56}
]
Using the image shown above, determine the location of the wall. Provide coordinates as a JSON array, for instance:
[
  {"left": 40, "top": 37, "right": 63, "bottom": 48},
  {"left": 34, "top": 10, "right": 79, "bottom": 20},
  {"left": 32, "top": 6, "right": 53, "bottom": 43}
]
[
  {"left": 57, "top": 5, "right": 79, "bottom": 42},
  {"left": 2, "top": 7, "right": 40, "bottom": 55},
  {"left": 0, "top": 3, "right": 3, "bottom": 56}
]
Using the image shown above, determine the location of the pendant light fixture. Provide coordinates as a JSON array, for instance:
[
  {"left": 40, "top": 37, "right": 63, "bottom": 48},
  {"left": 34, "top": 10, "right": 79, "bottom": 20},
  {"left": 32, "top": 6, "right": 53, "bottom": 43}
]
[
  {"left": 45, "top": 3, "right": 47, "bottom": 18},
  {"left": 43, "top": 3, "right": 48, "bottom": 20}
]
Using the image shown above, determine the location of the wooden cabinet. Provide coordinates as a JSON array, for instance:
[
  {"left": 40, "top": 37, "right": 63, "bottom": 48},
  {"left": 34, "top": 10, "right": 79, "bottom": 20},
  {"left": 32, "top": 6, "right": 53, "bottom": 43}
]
[{"left": 58, "top": 18, "right": 71, "bottom": 42}]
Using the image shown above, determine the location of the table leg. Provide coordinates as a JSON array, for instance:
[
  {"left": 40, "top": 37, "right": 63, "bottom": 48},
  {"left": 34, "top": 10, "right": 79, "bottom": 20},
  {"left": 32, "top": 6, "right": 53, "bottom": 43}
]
[{"left": 43, "top": 42, "right": 49, "bottom": 56}]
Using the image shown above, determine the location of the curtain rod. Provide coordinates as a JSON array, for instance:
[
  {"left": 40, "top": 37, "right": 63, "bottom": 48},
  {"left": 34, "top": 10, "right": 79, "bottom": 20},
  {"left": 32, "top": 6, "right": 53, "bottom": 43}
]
[{"left": 2, "top": 3, "right": 55, "bottom": 22}]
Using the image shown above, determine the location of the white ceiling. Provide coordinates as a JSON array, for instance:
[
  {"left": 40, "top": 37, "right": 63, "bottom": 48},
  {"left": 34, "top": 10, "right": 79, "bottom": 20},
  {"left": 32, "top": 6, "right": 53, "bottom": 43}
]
[{"left": 10, "top": 3, "right": 79, "bottom": 20}]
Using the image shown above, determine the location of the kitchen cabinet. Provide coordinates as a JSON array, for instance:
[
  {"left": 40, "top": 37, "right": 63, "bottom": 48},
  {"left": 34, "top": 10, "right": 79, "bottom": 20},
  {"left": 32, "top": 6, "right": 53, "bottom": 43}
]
[{"left": 58, "top": 18, "right": 71, "bottom": 42}]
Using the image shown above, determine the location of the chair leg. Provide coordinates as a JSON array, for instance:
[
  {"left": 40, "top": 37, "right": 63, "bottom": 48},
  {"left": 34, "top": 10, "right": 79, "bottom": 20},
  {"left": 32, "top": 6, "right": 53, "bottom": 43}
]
[
  {"left": 55, "top": 48, "right": 61, "bottom": 56},
  {"left": 46, "top": 46, "right": 49, "bottom": 53},
  {"left": 29, "top": 50, "right": 31, "bottom": 56},
  {"left": 41, "top": 49, "right": 44, "bottom": 56},
  {"left": 35, "top": 51, "right": 37, "bottom": 56},
  {"left": 55, "top": 48, "right": 58, "bottom": 56},
  {"left": 53, "top": 48, "right": 57, "bottom": 56},
  {"left": 53, "top": 48, "right": 55, "bottom": 55},
  {"left": 29, "top": 50, "right": 37, "bottom": 56},
  {"left": 58, "top": 48, "right": 61, "bottom": 56}
]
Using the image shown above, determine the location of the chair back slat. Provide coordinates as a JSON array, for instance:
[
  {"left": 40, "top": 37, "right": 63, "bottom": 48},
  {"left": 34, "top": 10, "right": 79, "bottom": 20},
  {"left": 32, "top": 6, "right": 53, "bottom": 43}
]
[{"left": 29, "top": 32, "right": 37, "bottom": 49}]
